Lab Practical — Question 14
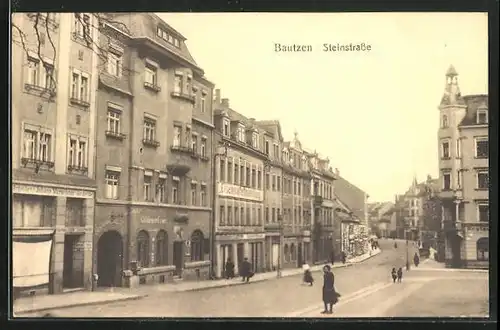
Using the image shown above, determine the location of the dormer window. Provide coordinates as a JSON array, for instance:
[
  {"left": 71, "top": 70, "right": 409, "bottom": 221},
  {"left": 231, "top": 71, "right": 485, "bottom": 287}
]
[
  {"left": 223, "top": 119, "right": 230, "bottom": 137},
  {"left": 441, "top": 114, "right": 449, "bottom": 128},
  {"left": 477, "top": 109, "right": 488, "bottom": 124},
  {"left": 157, "top": 26, "right": 181, "bottom": 48},
  {"left": 237, "top": 124, "right": 245, "bottom": 142},
  {"left": 252, "top": 133, "right": 259, "bottom": 149}
]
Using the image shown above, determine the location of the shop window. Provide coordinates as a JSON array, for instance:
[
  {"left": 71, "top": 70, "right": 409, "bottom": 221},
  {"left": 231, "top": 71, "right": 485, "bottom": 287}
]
[
  {"left": 476, "top": 237, "right": 488, "bottom": 261},
  {"left": 156, "top": 230, "right": 168, "bottom": 266},
  {"left": 284, "top": 244, "right": 289, "bottom": 262},
  {"left": 66, "top": 198, "right": 85, "bottom": 226},
  {"left": 137, "top": 230, "right": 150, "bottom": 268},
  {"left": 291, "top": 243, "right": 296, "bottom": 261},
  {"left": 190, "top": 230, "right": 204, "bottom": 261}
]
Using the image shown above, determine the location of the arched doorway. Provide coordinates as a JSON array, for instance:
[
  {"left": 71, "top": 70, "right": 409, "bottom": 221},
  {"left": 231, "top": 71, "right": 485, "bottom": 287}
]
[
  {"left": 97, "top": 231, "right": 123, "bottom": 287},
  {"left": 476, "top": 237, "right": 489, "bottom": 261}
]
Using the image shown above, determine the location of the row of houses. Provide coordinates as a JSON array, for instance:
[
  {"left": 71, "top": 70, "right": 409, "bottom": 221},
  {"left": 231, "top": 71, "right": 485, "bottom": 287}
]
[{"left": 11, "top": 13, "right": 370, "bottom": 296}]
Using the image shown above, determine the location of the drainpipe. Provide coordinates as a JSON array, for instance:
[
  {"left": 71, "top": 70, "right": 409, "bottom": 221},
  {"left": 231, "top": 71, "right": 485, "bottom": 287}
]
[{"left": 209, "top": 130, "right": 216, "bottom": 279}]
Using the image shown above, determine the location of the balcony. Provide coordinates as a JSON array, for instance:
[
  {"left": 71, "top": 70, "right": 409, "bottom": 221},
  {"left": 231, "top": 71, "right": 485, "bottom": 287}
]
[
  {"left": 439, "top": 188, "right": 463, "bottom": 200},
  {"left": 105, "top": 130, "right": 126, "bottom": 140},
  {"left": 144, "top": 82, "right": 161, "bottom": 93},
  {"left": 170, "top": 145, "right": 195, "bottom": 155},
  {"left": 171, "top": 91, "right": 195, "bottom": 104},
  {"left": 67, "top": 165, "right": 88, "bottom": 175},
  {"left": 24, "top": 83, "right": 56, "bottom": 99},
  {"left": 69, "top": 97, "right": 90, "bottom": 108},
  {"left": 20, "top": 157, "right": 55, "bottom": 171},
  {"left": 142, "top": 138, "right": 160, "bottom": 148}
]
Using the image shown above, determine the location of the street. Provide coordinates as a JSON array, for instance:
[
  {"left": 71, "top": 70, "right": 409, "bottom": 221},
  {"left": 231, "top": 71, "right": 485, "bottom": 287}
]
[{"left": 24, "top": 239, "right": 489, "bottom": 318}]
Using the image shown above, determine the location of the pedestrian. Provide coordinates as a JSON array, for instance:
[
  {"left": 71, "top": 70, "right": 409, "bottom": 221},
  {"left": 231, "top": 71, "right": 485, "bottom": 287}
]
[
  {"left": 394, "top": 242, "right": 398, "bottom": 249},
  {"left": 397, "top": 267, "right": 403, "bottom": 282},
  {"left": 329, "top": 250, "right": 335, "bottom": 266},
  {"left": 341, "top": 251, "right": 346, "bottom": 264},
  {"left": 321, "top": 265, "right": 340, "bottom": 314},
  {"left": 225, "top": 257, "right": 235, "bottom": 279},
  {"left": 413, "top": 252, "right": 420, "bottom": 267},
  {"left": 391, "top": 267, "right": 397, "bottom": 283},
  {"left": 303, "top": 263, "right": 314, "bottom": 286},
  {"left": 240, "top": 257, "right": 252, "bottom": 282}
]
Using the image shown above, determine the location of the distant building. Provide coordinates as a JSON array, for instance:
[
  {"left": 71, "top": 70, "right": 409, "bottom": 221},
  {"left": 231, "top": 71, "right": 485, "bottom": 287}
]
[
  {"left": 368, "top": 202, "right": 396, "bottom": 238},
  {"left": 437, "top": 65, "right": 489, "bottom": 269}
]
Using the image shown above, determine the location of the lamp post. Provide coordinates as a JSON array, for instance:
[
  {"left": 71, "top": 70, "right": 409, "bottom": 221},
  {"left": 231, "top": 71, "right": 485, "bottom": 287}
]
[
  {"left": 277, "top": 214, "right": 283, "bottom": 278},
  {"left": 210, "top": 142, "right": 229, "bottom": 279},
  {"left": 406, "top": 238, "right": 410, "bottom": 271},
  {"left": 263, "top": 161, "right": 272, "bottom": 271}
]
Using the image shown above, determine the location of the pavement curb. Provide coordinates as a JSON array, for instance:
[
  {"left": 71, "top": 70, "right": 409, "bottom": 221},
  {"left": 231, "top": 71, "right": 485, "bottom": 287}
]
[{"left": 15, "top": 294, "right": 149, "bottom": 315}]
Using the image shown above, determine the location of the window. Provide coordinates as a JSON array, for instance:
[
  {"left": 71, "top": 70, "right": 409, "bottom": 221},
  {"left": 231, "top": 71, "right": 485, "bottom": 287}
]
[
  {"left": 475, "top": 137, "right": 488, "bottom": 158},
  {"left": 185, "top": 127, "right": 191, "bottom": 148},
  {"left": 277, "top": 176, "right": 281, "bottom": 192},
  {"left": 23, "top": 128, "right": 52, "bottom": 162},
  {"left": 227, "top": 161, "right": 233, "bottom": 182},
  {"left": 441, "top": 140, "right": 450, "bottom": 159},
  {"left": 234, "top": 206, "right": 239, "bottom": 225},
  {"left": 477, "top": 110, "right": 488, "bottom": 124},
  {"left": 227, "top": 206, "right": 232, "bottom": 225},
  {"left": 477, "top": 170, "right": 489, "bottom": 189},
  {"left": 68, "top": 137, "right": 87, "bottom": 168},
  {"left": 157, "top": 177, "right": 166, "bottom": 203},
  {"left": 191, "top": 183, "right": 197, "bottom": 205},
  {"left": 442, "top": 172, "right": 451, "bottom": 190},
  {"left": 200, "top": 138, "right": 207, "bottom": 157},
  {"left": 186, "top": 77, "right": 191, "bottom": 94},
  {"left": 238, "top": 126, "right": 245, "bottom": 142},
  {"left": 191, "top": 134, "right": 198, "bottom": 152},
  {"left": 441, "top": 114, "right": 448, "bottom": 128},
  {"left": 74, "top": 13, "right": 91, "bottom": 40},
  {"left": 200, "top": 186, "right": 207, "bottom": 206},
  {"left": 143, "top": 174, "right": 152, "bottom": 201},
  {"left": 477, "top": 203, "right": 489, "bottom": 222},
  {"left": 257, "top": 170, "right": 262, "bottom": 189},
  {"left": 172, "top": 179, "right": 179, "bottom": 204},
  {"left": 173, "top": 126, "right": 181, "bottom": 147},
  {"left": 272, "top": 208, "right": 276, "bottom": 222},
  {"left": 201, "top": 95, "right": 206, "bottom": 113},
  {"left": 219, "top": 206, "right": 225, "bottom": 225},
  {"left": 27, "top": 57, "right": 40, "bottom": 85},
  {"left": 223, "top": 119, "right": 230, "bottom": 137},
  {"left": 137, "top": 230, "right": 150, "bottom": 268},
  {"left": 246, "top": 207, "right": 250, "bottom": 225},
  {"left": 246, "top": 167, "right": 251, "bottom": 187},
  {"left": 145, "top": 64, "right": 157, "bottom": 86},
  {"left": 174, "top": 74, "right": 183, "bottom": 93},
  {"left": 476, "top": 237, "right": 488, "bottom": 261},
  {"left": 240, "top": 208, "right": 244, "bottom": 225},
  {"left": 70, "top": 70, "right": 89, "bottom": 102},
  {"left": 191, "top": 230, "right": 204, "bottom": 261},
  {"left": 265, "top": 141, "right": 270, "bottom": 155},
  {"left": 26, "top": 57, "right": 54, "bottom": 90},
  {"left": 156, "top": 230, "right": 168, "bottom": 266},
  {"left": 143, "top": 119, "right": 156, "bottom": 142},
  {"left": 273, "top": 144, "right": 279, "bottom": 158},
  {"left": 107, "top": 109, "right": 121, "bottom": 134},
  {"left": 107, "top": 52, "right": 122, "bottom": 77},
  {"left": 219, "top": 160, "right": 225, "bottom": 182},
  {"left": 240, "top": 165, "right": 244, "bottom": 185},
  {"left": 252, "top": 133, "right": 259, "bottom": 148},
  {"left": 105, "top": 171, "right": 119, "bottom": 199},
  {"left": 272, "top": 175, "right": 276, "bottom": 191}
]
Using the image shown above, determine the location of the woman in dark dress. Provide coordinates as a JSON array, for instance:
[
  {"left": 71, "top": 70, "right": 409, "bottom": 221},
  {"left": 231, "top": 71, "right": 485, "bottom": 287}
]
[
  {"left": 321, "top": 265, "right": 340, "bottom": 314},
  {"left": 225, "top": 258, "right": 235, "bottom": 279}
]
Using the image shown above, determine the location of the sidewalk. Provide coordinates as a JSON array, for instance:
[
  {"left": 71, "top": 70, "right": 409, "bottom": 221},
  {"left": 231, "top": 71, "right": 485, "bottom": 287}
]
[
  {"left": 13, "top": 248, "right": 381, "bottom": 316},
  {"left": 414, "top": 258, "right": 488, "bottom": 273}
]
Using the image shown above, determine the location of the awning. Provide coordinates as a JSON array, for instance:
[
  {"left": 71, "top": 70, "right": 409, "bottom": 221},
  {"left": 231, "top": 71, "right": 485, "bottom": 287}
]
[{"left": 13, "top": 239, "right": 53, "bottom": 287}]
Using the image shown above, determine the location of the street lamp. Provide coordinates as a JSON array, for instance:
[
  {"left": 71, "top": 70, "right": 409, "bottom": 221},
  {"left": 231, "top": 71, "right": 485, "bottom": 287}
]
[
  {"left": 210, "top": 142, "right": 229, "bottom": 279},
  {"left": 277, "top": 213, "right": 283, "bottom": 278},
  {"left": 406, "top": 239, "right": 410, "bottom": 271}
]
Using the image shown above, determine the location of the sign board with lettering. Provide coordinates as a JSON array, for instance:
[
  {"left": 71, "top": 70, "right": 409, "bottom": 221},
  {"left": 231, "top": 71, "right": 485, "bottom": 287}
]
[
  {"left": 12, "top": 183, "right": 94, "bottom": 198},
  {"left": 140, "top": 216, "right": 168, "bottom": 224},
  {"left": 218, "top": 183, "right": 264, "bottom": 202}
]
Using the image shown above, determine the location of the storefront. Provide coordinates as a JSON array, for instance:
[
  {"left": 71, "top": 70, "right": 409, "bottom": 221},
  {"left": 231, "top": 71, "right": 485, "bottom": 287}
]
[
  {"left": 215, "top": 232, "right": 265, "bottom": 278},
  {"left": 462, "top": 223, "right": 488, "bottom": 269},
  {"left": 94, "top": 204, "right": 211, "bottom": 286},
  {"left": 12, "top": 181, "right": 95, "bottom": 295}
]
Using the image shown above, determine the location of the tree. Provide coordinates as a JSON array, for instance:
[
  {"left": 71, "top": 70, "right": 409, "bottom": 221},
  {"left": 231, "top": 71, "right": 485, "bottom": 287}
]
[{"left": 11, "top": 12, "right": 136, "bottom": 103}]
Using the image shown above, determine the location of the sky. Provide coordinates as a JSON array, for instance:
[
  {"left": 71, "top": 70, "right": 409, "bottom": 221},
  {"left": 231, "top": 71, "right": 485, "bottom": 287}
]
[{"left": 159, "top": 12, "right": 488, "bottom": 202}]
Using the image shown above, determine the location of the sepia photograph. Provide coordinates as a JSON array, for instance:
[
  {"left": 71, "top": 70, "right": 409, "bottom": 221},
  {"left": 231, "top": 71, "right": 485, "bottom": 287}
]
[{"left": 10, "top": 12, "right": 489, "bottom": 318}]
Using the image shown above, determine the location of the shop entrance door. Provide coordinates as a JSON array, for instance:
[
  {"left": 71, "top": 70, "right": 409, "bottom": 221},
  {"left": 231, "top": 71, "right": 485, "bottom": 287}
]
[
  {"left": 97, "top": 231, "right": 123, "bottom": 287},
  {"left": 237, "top": 243, "right": 244, "bottom": 275},
  {"left": 297, "top": 243, "right": 303, "bottom": 268},
  {"left": 63, "top": 234, "right": 84, "bottom": 289},
  {"left": 173, "top": 241, "right": 184, "bottom": 277}
]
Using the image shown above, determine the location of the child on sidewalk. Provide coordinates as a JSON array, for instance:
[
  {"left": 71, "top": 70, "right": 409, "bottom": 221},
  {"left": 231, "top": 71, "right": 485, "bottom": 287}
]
[
  {"left": 397, "top": 267, "right": 403, "bottom": 283},
  {"left": 391, "top": 268, "right": 397, "bottom": 283}
]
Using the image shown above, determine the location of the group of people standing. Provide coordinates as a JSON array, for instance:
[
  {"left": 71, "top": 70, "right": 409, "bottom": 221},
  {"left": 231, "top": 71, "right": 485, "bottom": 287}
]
[{"left": 224, "top": 257, "right": 254, "bottom": 282}]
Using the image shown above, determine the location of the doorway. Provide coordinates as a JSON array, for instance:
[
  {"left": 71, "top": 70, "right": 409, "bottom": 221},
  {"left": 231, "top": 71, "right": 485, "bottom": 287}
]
[
  {"left": 451, "top": 235, "right": 463, "bottom": 268},
  {"left": 237, "top": 243, "right": 244, "bottom": 274},
  {"left": 63, "top": 234, "right": 84, "bottom": 289},
  {"left": 97, "top": 231, "right": 123, "bottom": 287},
  {"left": 297, "top": 243, "right": 303, "bottom": 268},
  {"left": 173, "top": 241, "right": 184, "bottom": 277}
]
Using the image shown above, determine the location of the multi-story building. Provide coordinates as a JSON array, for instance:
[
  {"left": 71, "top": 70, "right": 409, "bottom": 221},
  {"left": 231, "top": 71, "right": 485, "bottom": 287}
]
[
  {"left": 212, "top": 91, "right": 267, "bottom": 278},
  {"left": 368, "top": 202, "right": 396, "bottom": 238},
  {"left": 93, "top": 13, "right": 215, "bottom": 287},
  {"left": 280, "top": 133, "right": 313, "bottom": 268},
  {"left": 309, "top": 154, "right": 337, "bottom": 263},
  {"left": 254, "top": 120, "right": 285, "bottom": 271},
  {"left": 437, "top": 65, "right": 489, "bottom": 269},
  {"left": 334, "top": 170, "right": 369, "bottom": 257},
  {"left": 12, "top": 13, "right": 98, "bottom": 295}
]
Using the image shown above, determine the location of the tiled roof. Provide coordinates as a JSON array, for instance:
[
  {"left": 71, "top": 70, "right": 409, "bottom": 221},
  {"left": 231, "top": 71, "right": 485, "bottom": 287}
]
[
  {"left": 334, "top": 176, "right": 367, "bottom": 220},
  {"left": 459, "top": 94, "right": 489, "bottom": 126}
]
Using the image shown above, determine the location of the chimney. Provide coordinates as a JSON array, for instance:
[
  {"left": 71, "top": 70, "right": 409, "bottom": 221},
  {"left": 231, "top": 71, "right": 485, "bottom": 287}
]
[
  {"left": 215, "top": 89, "right": 221, "bottom": 105},
  {"left": 335, "top": 168, "right": 340, "bottom": 177},
  {"left": 221, "top": 98, "right": 229, "bottom": 108}
]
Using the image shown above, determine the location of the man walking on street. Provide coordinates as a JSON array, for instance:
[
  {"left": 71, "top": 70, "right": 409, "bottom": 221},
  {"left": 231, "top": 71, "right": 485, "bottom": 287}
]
[{"left": 240, "top": 257, "right": 252, "bottom": 282}]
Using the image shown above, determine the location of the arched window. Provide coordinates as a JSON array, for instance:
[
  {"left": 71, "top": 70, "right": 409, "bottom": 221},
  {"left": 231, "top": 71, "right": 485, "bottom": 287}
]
[
  {"left": 156, "top": 230, "right": 168, "bottom": 266},
  {"left": 291, "top": 243, "right": 296, "bottom": 261},
  {"left": 477, "top": 237, "right": 489, "bottom": 261},
  {"left": 442, "top": 114, "right": 449, "bottom": 128},
  {"left": 284, "top": 244, "right": 289, "bottom": 262},
  {"left": 137, "top": 230, "right": 150, "bottom": 268},
  {"left": 191, "top": 230, "right": 204, "bottom": 261}
]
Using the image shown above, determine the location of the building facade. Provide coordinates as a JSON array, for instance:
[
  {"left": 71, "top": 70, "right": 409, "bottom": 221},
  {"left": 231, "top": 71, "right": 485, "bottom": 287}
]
[
  {"left": 212, "top": 93, "right": 267, "bottom": 278},
  {"left": 309, "top": 154, "right": 337, "bottom": 263},
  {"left": 437, "top": 66, "right": 489, "bottom": 269},
  {"left": 12, "top": 13, "right": 98, "bottom": 295},
  {"left": 94, "top": 13, "right": 215, "bottom": 287}
]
